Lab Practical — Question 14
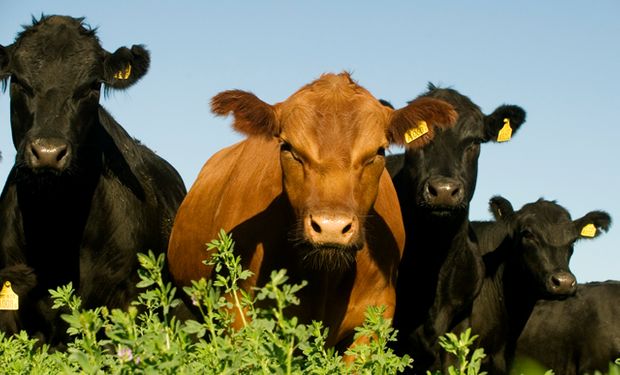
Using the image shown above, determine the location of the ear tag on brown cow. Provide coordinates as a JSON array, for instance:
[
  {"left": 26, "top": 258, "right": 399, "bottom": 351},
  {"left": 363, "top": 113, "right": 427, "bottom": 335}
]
[
  {"left": 0, "top": 281, "right": 18, "bottom": 311},
  {"left": 580, "top": 223, "right": 597, "bottom": 238},
  {"left": 113, "top": 64, "right": 132, "bottom": 80},
  {"left": 497, "top": 118, "right": 512, "bottom": 142},
  {"left": 404, "top": 120, "right": 429, "bottom": 144}
]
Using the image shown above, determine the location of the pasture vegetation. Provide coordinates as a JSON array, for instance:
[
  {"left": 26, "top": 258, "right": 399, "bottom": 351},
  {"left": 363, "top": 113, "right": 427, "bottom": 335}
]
[{"left": 0, "top": 231, "right": 617, "bottom": 374}]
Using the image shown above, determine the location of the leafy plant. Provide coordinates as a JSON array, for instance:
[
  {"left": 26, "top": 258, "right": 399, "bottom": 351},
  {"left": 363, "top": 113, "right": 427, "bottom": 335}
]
[
  {"left": 0, "top": 230, "right": 413, "bottom": 374},
  {"left": 426, "top": 328, "right": 486, "bottom": 375}
]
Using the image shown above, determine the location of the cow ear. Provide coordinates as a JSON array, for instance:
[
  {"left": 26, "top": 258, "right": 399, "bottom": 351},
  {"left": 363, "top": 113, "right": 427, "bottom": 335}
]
[
  {"left": 387, "top": 97, "right": 458, "bottom": 148},
  {"left": 573, "top": 211, "right": 612, "bottom": 239},
  {"left": 483, "top": 105, "right": 526, "bottom": 143},
  {"left": 211, "top": 90, "right": 279, "bottom": 137},
  {"left": 103, "top": 45, "right": 150, "bottom": 90},
  {"left": 489, "top": 195, "right": 514, "bottom": 221}
]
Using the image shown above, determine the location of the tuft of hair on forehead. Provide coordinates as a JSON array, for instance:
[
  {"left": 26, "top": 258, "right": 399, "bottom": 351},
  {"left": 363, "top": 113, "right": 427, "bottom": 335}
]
[
  {"left": 16, "top": 14, "right": 98, "bottom": 43},
  {"left": 292, "top": 71, "right": 374, "bottom": 104}
]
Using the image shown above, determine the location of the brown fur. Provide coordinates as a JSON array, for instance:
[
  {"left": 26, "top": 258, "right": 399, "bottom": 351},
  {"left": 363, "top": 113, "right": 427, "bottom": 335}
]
[{"left": 168, "top": 72, "right": 456, "bottom": 348}]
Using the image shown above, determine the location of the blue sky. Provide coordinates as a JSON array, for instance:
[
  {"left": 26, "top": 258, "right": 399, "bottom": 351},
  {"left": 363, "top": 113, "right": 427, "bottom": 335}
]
[{"left": 1, "top": 1, "right": 618, "bottom": 282}]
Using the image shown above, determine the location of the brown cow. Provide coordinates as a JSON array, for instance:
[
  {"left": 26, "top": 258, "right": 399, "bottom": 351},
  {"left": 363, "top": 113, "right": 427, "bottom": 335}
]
[{"left": 167, "top": 72, "right": 457, "bottom": 348}]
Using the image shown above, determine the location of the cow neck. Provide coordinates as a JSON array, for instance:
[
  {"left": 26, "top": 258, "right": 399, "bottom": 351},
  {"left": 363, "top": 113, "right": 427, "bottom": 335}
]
[
  {"left": 14, "top": 117, "right": 104, "bottom": 291},
  {"left": 393, "top": 174, "right": 473, "bottom": 348},
  {"left": 477, "top": 243, "right": 540, "bottom": 369}
]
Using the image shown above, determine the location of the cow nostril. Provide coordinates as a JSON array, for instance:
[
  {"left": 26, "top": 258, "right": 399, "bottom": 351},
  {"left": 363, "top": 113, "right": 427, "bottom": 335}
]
[
  {"left": 311, "top": 219, "right": 322, "bottom": 234},
  {"left": 31, "top": 145, "right": 40, "bottom": 159},
  {"left": 428, "top": 185, "right": 438, "bottom": 197},
  {"left": 342, "top": 223, "right": 352, "bottom": 234},
  {"left": 551, "top": 275, "right": 561, "bottom": 287},
  {"left": 451, "top": 187, "right": 461, "bottom": 197},
  {"left": 56, "top": 147, "right": 68, "bottom": 161}
]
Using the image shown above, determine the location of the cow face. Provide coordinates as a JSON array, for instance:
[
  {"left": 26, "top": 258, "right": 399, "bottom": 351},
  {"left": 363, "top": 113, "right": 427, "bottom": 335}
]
[
  {"left": 0, "top": 15, "right": 149, "bottom": 177},
  {"left": 490, "top": 196, "right": 611, "bottom": 298},
  {"left": 399, "top": 85, "right": 525, "bottom": 217},
  {"left": 211, "top": 73, "right": 457, "bottom": 270}
]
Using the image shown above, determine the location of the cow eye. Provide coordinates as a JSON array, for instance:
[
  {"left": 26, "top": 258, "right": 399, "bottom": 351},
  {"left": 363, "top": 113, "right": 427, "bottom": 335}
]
[
  {"left": 521, "top": 229, "right": 535, "bottom": 241},
  {"left": 280, "top": 141, "right": 303, "bottom": 164},
  {"left": 73, "top": 81, "right": 101, "bottom": 99}
]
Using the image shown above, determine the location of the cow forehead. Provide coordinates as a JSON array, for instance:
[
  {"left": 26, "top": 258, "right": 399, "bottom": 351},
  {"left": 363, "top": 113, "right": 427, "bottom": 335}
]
[
  {"left": 516, "top": 203, "right": 576, "bottom": 247},
  {"left": 277, "top": 73, "right": 389, "bottom": 160},
  {"left": 12, "top": 16, "right": 102, "bottom": 86}
]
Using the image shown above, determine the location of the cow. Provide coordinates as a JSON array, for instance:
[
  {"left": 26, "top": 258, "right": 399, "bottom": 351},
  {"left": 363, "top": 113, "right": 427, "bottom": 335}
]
[
  {"left": 384, "top": 84, "right": 526, "bottom": 373},
  {"left": 457, "top": 196, "right": 612, "bottom": 374},
  {"left": 515, "top": 278, "right": 620, "bottom": 372},
  {"left": 167, "top": 72, "right": 458, "bottom": 350},
  {"left": 0, "top": 15, "right": 186, "bottom": 345}
]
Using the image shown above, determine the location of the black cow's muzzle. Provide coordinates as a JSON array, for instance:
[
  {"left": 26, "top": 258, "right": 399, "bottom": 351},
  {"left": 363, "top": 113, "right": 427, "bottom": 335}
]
[{"left": 24, "top": 138, "right": 71, "bottom": 172}]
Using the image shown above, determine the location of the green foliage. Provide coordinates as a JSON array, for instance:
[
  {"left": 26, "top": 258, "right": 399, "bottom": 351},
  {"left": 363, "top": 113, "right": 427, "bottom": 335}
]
[
  {"left": 0, "top": 230, "right": 411, "bottom": 374},
  {"left": 427, "top": 328, "right": 487, "bottom": 375}
]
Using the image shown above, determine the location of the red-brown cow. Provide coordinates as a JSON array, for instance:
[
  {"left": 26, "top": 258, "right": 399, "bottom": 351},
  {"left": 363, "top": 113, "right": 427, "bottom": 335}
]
[{"left": 167, "top": 72, "right": 457, "bottom": 348}]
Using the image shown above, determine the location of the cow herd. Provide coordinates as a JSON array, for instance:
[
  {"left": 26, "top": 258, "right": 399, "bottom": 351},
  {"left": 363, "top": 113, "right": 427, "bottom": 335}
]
[{"left": 0, "top": 15, "right": 617, "bottom": 375}]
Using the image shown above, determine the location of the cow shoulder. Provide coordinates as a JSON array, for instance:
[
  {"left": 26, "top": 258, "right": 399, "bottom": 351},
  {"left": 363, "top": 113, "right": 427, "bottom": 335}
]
[{"left": 168, "top": 137, "right": 283, "bottom": 285}]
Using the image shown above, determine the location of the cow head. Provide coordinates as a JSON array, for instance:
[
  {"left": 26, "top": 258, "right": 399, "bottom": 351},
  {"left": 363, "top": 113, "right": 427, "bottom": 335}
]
[
  {"left": 396, "top": 84, "right": 525, "bottom": 218},
  {"left": 0, "top": 15, "right": 149, "bottom": 177},
  {"left": 489, "top": 196, "right": 611, "bottom": 298},
  {"left": 212, "top": 73, "right": 457, "bottom": 270}
]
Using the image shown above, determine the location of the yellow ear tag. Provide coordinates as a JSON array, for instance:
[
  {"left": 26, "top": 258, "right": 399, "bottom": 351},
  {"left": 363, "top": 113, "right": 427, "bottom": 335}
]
[
  {"left": 113, "top": 64, "right": 132, "bottom": 80},
  {"left": 497, "top": 118, "right": 512, "bottom": 142},
  {"left": 404, "top": 120, "right": 429, "bottom": 144},
  {"left": 580, "top": 223, "right": 597, "bottom": 238},
  {"left": 0, "top": 281, "right": 18, "bottom": 311}
]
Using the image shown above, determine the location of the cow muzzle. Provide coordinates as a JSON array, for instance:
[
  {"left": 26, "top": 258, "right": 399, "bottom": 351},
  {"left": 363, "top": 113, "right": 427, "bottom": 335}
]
[
  {"left": 296, "top": 211, "right": 362, "bottom": 271},
  {"left": 547, "top": 271, "right": 577, "bottom": 296},
  {"left": 423, "top": 176, "right": 464, "bottom": 208},
  {"left": 25, "top": 138, "right": 71, "bottom": 171},
  {"left": 304, "top": 212, "right": 359, "bottom": 247}
]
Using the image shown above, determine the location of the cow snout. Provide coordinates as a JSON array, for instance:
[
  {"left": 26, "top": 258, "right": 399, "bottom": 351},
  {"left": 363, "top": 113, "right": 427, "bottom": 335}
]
[
  {"left": 305, "top": 212, "right": 359, "bottom": 246},
  {"left": 548, "top": 271, "right": 577, "bottom": 295},
  {"left": 26, "top": 138, "right": 70, "bottom": 171},
  {"left": 424, "top": 176, "right": 464, "bottom": 207}
]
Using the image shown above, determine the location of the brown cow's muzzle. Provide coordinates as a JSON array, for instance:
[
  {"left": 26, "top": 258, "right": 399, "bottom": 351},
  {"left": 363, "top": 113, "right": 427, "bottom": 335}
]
[
  {"left": 297, "top": 211, "right": 362, "bottom": 271},
  {"left": 304, "top": 212, "right": 359, "bottom": 247}
]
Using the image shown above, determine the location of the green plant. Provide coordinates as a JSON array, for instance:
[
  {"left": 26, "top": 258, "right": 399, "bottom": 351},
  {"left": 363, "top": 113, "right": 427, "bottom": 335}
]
[
  {"left": 0, "top": 230, "right": 413, "bottom": 374},
  {"left": 427, "top": 328, "right": 486, "bottom": 375}
]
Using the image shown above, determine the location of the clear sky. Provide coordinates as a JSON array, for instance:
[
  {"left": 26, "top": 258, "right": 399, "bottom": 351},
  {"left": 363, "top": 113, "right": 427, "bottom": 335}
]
[{"left": 1, "top": 1, "right": 618, "bottom": 282}]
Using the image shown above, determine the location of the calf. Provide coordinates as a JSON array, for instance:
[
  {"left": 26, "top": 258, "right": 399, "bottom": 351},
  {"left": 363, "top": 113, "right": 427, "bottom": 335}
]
[
  {"left": 167, "top": 72, "right": 457, "bottom": 349},
  {"left": 386, "top": 84, "right": 526, "bottom": 372},
  {"left": 0, "top": 15, "right": 186, "bottom": 344},
  {"left": 461, "top": 197, "right": 612, "bottom": 374}
]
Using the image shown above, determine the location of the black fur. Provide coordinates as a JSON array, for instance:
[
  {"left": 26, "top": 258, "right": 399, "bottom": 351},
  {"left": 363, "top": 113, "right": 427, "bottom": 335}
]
[
  {"left": 387, "top": 85, "right": 526, "bottom": 374},
  {"left": 461, "top": 197, "right": 612, "bottom": 374},
  {"left": 0, "top": 15, "right": 186, "bottom": 345},
  {"left": 515, "top": 281, "right": 620, "bottom": 375}
]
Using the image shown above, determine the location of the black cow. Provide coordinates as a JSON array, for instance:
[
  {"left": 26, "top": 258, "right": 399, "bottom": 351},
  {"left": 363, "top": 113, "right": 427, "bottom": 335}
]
[
  {"left": 0, "top": 15, "right": 186, "bottom": 344},
  {"left": 459, "top": 197, "right": 612, "bottom": 374},
  {"left": 515, "top": 279, "right": 620, "bottom": 373},
  {"left": 386, "top": 84, "right": 526, "bottom": 373}
]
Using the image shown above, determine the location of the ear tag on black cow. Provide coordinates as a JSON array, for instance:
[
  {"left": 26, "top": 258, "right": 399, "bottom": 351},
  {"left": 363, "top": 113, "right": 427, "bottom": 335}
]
[
  {"left": 404, "top": 120, "right": 429, "bottom": 144},
  {"left": 113, "top": 64, "right": 132, "bottom": 80},
  {"left": 497, "top": 118, "right": 512, "bottom": 142},
  {"left": 0, "top": 281, "right": 18, "bottom": 311},
  {"left": 580, "top": 223, "right": 597, "bottom": 237}
]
